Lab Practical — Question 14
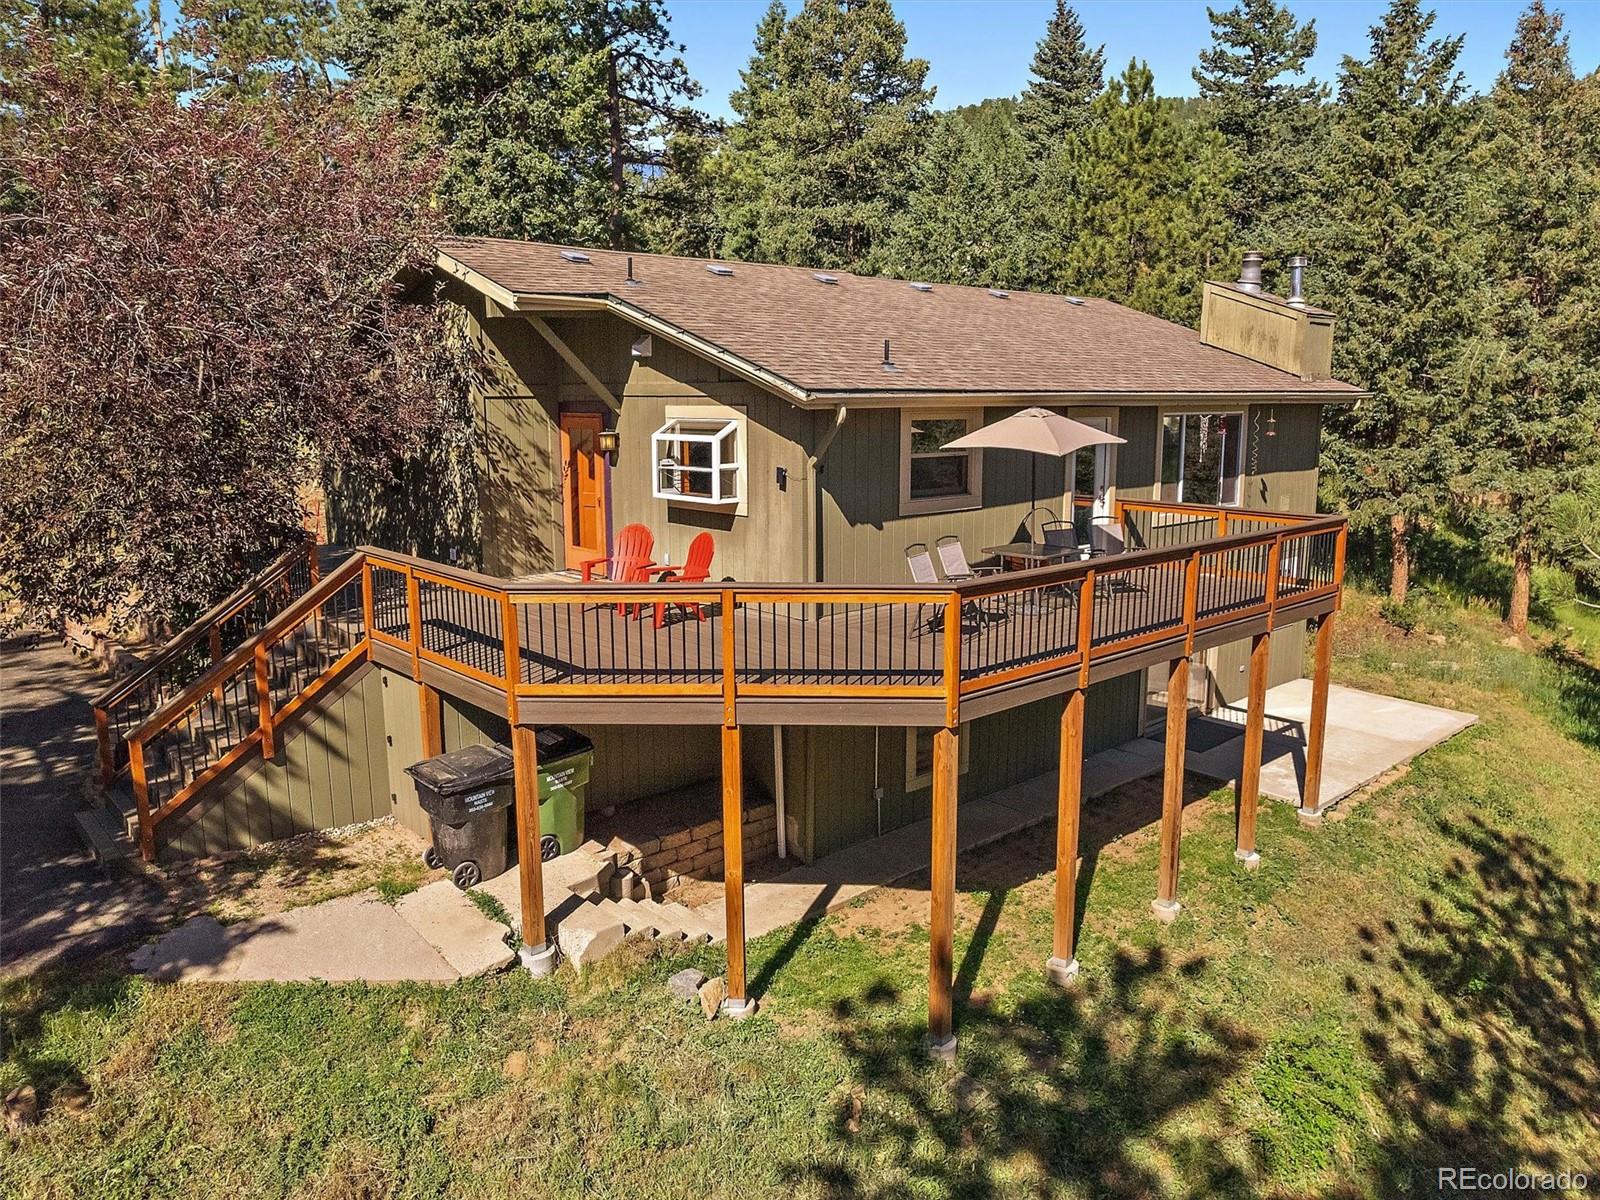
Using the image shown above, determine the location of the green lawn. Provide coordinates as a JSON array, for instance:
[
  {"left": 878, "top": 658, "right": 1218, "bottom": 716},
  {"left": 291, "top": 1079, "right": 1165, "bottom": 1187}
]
[{"left": 3, "top": 591, "right": 1597, "bottom": 1199}]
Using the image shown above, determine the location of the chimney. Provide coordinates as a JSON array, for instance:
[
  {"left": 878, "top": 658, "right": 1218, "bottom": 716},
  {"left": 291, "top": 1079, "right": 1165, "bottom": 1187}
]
[
  {"left": 1285, "top": 255, "right": 1309, "bottom": 308},
  {"left": 1236, "top": 250, "right": 1265, "bottom": 293}
]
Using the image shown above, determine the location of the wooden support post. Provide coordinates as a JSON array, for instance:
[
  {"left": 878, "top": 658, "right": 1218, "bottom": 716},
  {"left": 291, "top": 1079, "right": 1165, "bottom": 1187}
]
[
  {"left": 419, "top": 681, "right": 443, "bottom": 758},
  {"left": 1048, "top": 688, "right": 1086, "bottom": 985},
  {"left": 1153, "top": 655, "right": 1189, "bottom": 921},
  {"left": 511, "top": 722, "right": 555, "bottom": 975},
  {"left": 1235, "top": 631, "right": 1270, "bottom": 868},
  {"left": 1301, "top": 613, "right": 1336, "bottom": 819},
  {"left": 721, "top": 724, "right": 753, "bottom": 1017},
  {"left": 129, "top": 735, "right": 155, "bottom": 862},
  {"left": 927, "top": 724, "right": 959, "bottom": 1059}
]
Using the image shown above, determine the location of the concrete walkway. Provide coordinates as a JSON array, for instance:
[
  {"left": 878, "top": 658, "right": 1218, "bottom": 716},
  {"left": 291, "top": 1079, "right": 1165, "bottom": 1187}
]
[{"left": 1, "top": 633, "right": 171, "bottom": 976}]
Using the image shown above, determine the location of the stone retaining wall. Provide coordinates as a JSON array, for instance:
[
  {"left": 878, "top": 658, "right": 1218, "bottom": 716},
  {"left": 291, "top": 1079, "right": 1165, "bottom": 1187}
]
[{"left": 604, "top": 802, "right": 778, "bottom": 897}]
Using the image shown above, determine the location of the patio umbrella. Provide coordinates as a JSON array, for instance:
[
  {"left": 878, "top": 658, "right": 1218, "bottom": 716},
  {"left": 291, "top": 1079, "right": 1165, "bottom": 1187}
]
[{"left": 942, "top": 407, "right": 1126, "bottom": 525}]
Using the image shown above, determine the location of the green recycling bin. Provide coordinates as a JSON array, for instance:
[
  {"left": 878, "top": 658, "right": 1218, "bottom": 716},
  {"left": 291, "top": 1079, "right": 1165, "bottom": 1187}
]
[{"left": 531, "top": 725, "right": 592, "bottom": 861}]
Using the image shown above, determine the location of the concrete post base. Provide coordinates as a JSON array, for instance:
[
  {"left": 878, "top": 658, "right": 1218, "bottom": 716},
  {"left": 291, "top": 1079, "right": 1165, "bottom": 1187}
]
[
  {"left": 1234, "top": 849, "right": 1261, "bottom": 870},
  {"left": 925, "top": 1033, "right": 957, "bottom": 1063},
  {"left": 1150, "top": 898, "right": 1182, "bottom": 923},
  {"left": 720, "top": 997, "right": 759, "bottom": 1021},
  {"left": 1045, "top": 956, "right": 1081, "bottom": 988},
  {"left": 1297, "top": 805, "right": 1329, "bottom": 827},
  {"left": 519, "top": 941, "right": 558, "bottom": 977}
]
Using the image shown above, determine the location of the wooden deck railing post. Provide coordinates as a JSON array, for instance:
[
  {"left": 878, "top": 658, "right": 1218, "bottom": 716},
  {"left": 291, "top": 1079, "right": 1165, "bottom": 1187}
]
[
  {"left": 406, "top": 568, "right": 422, "bottom": 678},
  {"left": 721, "top": 588, "right": 738, "bottom": 727},
  {"left": 1048, "top": 688, "right": 1086, "bottom": 986},
  {"left": 128, "top": 734, "right": 155, "bottom": 862},
  {"left": 1301, "top": 613, "right": 1336, "bottom": 819},
  {"left": 721, "top": 724, "right": 754, "bottom": 1017},
  {"left": 511, "top": 721, "right": 556, "bottom": 975},
  {"left": 361, "top": 560, "right": 376, "bottom": 657},
  {"left": 1153, "top": 654, "right": 1189, "bottom": 922},
  {"left": 942, "top": 594, "right": 961, "bottom": 728},
  {"left": 1235, "top": 631, "right": 1270, "bottom": 868},
  {"left": 1076, "top": 572, "right": 1096, "bottom": 686},
  {"left": 306, "top": 531, "right": 321, "bottom": 587},
  {"left": 927, "top": 723, "right": 960, "bottom": 1060},
  {"left": 253, "top": 642, "right": 275, "bottom": 760},
  {"left": 94, "top": 707, "right": 114, "bottom": 785}
]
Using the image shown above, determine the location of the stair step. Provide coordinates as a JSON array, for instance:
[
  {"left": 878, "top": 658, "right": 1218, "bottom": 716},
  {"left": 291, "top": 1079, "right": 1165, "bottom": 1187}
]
[
  {"left": 73, "top": 805, "right": 136, "bottom": 866},
  {"left": 656, "top": 901, "right": 715, "bottom": 945},
  {"left": 612, "top": 897, "right": 685, "bottom": 942}
]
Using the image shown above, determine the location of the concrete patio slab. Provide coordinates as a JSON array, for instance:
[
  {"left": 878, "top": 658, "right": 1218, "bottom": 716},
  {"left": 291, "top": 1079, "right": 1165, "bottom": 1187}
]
[
  {"left": 1186, "top": 680, "right": 1476, "bottom": 808},
  {"left": 131, "top": 891, "right": 458, "bottom": 983}
]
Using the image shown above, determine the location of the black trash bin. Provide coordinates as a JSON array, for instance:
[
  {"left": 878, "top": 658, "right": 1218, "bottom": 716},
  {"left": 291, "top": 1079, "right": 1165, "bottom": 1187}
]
[{"left": 405, "top": 743, "right": 516, "bottom": 889}]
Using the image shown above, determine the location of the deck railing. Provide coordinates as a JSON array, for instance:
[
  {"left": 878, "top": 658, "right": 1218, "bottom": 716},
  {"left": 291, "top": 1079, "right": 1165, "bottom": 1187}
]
[
  {"left": 110, "top": 502, "right": 1344, "bottom": 859},
  {"left": 92, "top": 536, "right": 320, "bottom": 784}
]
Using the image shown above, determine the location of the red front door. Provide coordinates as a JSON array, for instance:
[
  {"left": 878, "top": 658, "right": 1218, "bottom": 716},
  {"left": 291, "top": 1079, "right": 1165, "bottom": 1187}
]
[{"left": 560, "top": 412, "right": 608, "bottom": 569}]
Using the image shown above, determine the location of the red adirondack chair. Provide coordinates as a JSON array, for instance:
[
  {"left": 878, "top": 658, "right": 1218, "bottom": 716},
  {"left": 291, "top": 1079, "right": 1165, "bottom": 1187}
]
[
  {"left": 641, "top": 532, "right": 715, "bottom": 629},
  {"left": 579, "top": 524, "right": 655, "bottom": 615}
]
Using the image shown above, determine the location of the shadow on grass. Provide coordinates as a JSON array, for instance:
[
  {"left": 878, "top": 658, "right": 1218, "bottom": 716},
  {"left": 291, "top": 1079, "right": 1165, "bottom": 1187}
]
[
  {"left": 783, "top": 945, "right": 1260, "bottom": 1199},
  {"left": 1541, "top": 641, "right": 1600, "bottom": 750},
  {"left": 1338, "top": 814, "right": 1600, "bottom": 1195}
]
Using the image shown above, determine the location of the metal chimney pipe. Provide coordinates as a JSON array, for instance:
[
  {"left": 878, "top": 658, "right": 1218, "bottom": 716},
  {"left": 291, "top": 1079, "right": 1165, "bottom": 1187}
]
[
  {"left": 1236, "top": 250, "right": 1265, "bottom": 293},
  {"left": 1286, "top": 255, "right": 1309, "bottom": 307}
]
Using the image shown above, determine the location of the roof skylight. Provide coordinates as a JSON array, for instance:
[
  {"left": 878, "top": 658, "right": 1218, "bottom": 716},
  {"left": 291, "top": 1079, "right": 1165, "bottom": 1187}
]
[
  {"left": 812, "top": 273, "right": 839, "bottom": 285},
  {"left": 706, "top": 263, "right": 735, "bottom": 276},
  {"left": 559, "top": 250, "right": 590, "bottom": 263},
  {"left": 988, "top": 288, "right": 1010, "bottom": 299},
  {"left": 1065, "top": 296, "right": 1086, "bottom": 306},
  {"left": 909, "top": 282, "right": 933, "bottom": 292}
]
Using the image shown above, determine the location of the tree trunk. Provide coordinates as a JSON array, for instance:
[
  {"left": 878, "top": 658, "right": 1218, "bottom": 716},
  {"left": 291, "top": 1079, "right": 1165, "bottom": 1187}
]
[
  {"left": 149, "top": 0, "right": 168, "bottom": 72},
  {"left": 1508, "top": 532, "right": 1533, "bottom": 636},
  {"left": 1389, "top": 513, "right": 1410, "bottom": 606},
  {"left": 606, "top": 51, "right": 626, "bottom": 251}
]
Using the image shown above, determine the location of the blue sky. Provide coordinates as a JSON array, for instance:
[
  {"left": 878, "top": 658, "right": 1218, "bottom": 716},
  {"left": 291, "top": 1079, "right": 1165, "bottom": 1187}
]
[{"left": 668, "top": 0, "right": 1600, "bottom": 120}]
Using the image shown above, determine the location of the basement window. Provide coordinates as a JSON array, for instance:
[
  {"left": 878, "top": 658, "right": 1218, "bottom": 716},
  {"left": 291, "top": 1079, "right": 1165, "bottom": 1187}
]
[
  {"left": 905, "top": 725, "right": 972, "bottom": 791},
  {"left": 900, "top": 410, "right": 983, "bottom": 516},
  {"left": 653, "top": 417, "right": 743, "bottom": 506}
]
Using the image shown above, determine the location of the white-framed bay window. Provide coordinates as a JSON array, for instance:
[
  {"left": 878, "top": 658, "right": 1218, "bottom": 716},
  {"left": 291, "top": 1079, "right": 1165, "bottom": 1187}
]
[
  {"left": 1159, "top": 411, "right": 1245, "bottom": 506},
  {"left": 900, "top": 409, "right": 984, "bottom": 516},
  {"left": 653, "top": 414, "right": 744, "bottom": 507}
]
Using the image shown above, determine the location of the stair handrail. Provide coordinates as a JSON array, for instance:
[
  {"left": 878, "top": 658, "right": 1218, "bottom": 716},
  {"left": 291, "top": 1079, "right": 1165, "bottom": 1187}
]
[{"left": 93, "top": 534, "right": 320, "bottom": 781}]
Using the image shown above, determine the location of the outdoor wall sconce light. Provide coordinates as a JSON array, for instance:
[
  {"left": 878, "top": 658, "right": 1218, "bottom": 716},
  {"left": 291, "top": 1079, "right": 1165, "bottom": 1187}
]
[{"left": 598, "top": 428, "right": 621, "bottom": 460}]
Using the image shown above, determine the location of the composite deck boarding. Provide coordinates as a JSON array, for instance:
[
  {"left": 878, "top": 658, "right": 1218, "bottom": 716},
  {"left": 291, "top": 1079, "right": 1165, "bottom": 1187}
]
[{"left": 103, "top": 500, "right": 1345, "bottom": 1053}]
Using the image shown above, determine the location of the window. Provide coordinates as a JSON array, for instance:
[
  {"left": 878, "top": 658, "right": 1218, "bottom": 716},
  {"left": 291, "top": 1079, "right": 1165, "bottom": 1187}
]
[
  {"left": 652, "top": 417, "right": 742, "bottom": 506},
  {"left": 1160, "top": 412, "right": 1244, "bottom": 506},
  {"left": 905, "top": 725, "right": 972, "bottom": 791},
  {"left": 900, "top": 410, "right": 983, "bottom": 516}
]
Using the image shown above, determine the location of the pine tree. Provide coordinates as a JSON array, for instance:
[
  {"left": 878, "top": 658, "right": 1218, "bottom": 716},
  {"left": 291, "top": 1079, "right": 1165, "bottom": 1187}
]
[
  {"left": 1192, "top": 0, "right": 1323, "bottom": 246},
  {"left": 3, "top": 0, "right": 153, "bottom": 86},
  {"left": 1044, "top": 59, "right": 1234, "bottom": 323},
  {"left": 1454, "top": 1, "right": 1600, "bottom": 634},
  {"left": 876, "top": 111, "right": 1032, "bottom": 288},
  {"left": 1312, "top": 0, "right": 1481, "bottom": 605},
  {"left": 1015, "top": 1, "right": 1104, "bottom": 153},
  {"left": 338, "top": 0, "right": 705, "bottom": 247},
  {"left": 716, "top": 0, "right": 933, "bottom": 270},
  {"left": 176, "top": 0, "right": 338, "bottom": 96}
]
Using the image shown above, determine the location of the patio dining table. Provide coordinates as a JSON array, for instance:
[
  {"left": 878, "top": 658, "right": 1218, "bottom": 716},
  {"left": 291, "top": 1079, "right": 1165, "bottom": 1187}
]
[{"left": 981, "top": 541, "right": 1085, "bottom": 570}]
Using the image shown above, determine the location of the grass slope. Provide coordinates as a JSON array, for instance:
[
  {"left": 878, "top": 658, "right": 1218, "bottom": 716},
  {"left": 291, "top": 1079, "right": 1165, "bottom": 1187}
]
[{"left": 2, "top": 591, "right": 1596, "bottom": 1198}]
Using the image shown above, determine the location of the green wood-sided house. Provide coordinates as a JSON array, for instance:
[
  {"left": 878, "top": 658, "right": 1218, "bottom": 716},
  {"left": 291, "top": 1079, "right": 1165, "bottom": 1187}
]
[{"left": 93, "top": 241, "right": 1358, "bottom": 1049}]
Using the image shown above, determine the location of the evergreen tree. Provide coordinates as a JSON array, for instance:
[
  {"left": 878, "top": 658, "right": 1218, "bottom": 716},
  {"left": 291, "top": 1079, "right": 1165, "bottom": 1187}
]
[
  {"left": 1044, "top": 59, "right": 1234, "bottom": 323},
  {"left": 877, "top": 111, "right": 1031, "bottom": 288},
  {"left": 338, "top": 0, "right": 705, "bottom": 247},
  {"left": 717, "top": 0, "right": 933, "bottom": 270},
  {"left": 176, "top": 0, "right": 338, "bottom": 96},
  {"left": 1015, "top": 0, "right": 1103, "bottom": 153},
  {"left": 1193, "top": 0, "right": 1323, "bottom": 246},
  {"left": 2, "top": 0, "right": 153, "bottom": 86},
  {"left": 1454, "top": 1, "right": 1600, "bottom": 633},
  {"left": 1312, "top": 0, "right": 1481, "bottom": 605}
]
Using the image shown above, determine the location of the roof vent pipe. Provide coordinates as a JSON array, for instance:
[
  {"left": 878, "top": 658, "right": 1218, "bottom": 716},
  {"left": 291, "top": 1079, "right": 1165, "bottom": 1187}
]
[
  {"left": 1236, "top": 250, "right": 1265, "bottom": 293},
  {"left": 882, "top": 339, "right": 894, "bottom": 370},
  {"left": 1286, "top": 254, "right": 1309, "bottom": 308}
]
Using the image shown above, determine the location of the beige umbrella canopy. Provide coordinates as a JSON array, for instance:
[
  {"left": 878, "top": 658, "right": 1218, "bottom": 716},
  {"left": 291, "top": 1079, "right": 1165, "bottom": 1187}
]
[{"left": 943, "top": 407, "right": 1126, "bottom": 515}]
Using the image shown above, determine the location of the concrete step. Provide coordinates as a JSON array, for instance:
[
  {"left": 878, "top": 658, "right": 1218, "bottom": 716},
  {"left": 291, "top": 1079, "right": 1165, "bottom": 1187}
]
[
  {"left": 611, "top": 896, "right": 685, "bottom": 943},
  {"left": 395, "top": 880, "right": 516, "bottom": 978},
  {"left": 657, "top": 900, "right": 718, "bottom": 945},
  {"left": 73, "top": 803, "right": 137, "bottom": 866}
]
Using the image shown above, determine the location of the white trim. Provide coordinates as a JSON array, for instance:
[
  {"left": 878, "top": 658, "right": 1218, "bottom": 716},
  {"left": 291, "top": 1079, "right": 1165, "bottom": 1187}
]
[
  {"left": 899, "top": 408, "right": 984, "bottom": 517},
  {"left": 652, "top": 411, "right": 746, "bottom": 512},
  {"left": 905, "top": 724, "right": 971, "bottom": 791},
  {"left": 1157, "top": 409, "right": 1246, "bottom": 508}
]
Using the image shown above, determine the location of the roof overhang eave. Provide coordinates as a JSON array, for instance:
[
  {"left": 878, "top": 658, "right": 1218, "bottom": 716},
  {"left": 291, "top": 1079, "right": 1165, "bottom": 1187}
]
[{"left": 802, "top": 387, "right": 1368, "bottom": 407}]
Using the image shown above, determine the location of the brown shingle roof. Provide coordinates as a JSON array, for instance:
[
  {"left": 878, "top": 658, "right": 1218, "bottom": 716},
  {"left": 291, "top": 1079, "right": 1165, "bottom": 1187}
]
[{"left": 436, "top": 237, "right": 1360, "bottom": 402}]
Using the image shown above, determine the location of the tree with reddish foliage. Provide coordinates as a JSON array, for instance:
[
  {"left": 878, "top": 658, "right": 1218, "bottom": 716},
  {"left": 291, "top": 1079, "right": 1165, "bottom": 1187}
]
[{"left": 0, "top": 47, "right": 455, "bottom": 634}]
